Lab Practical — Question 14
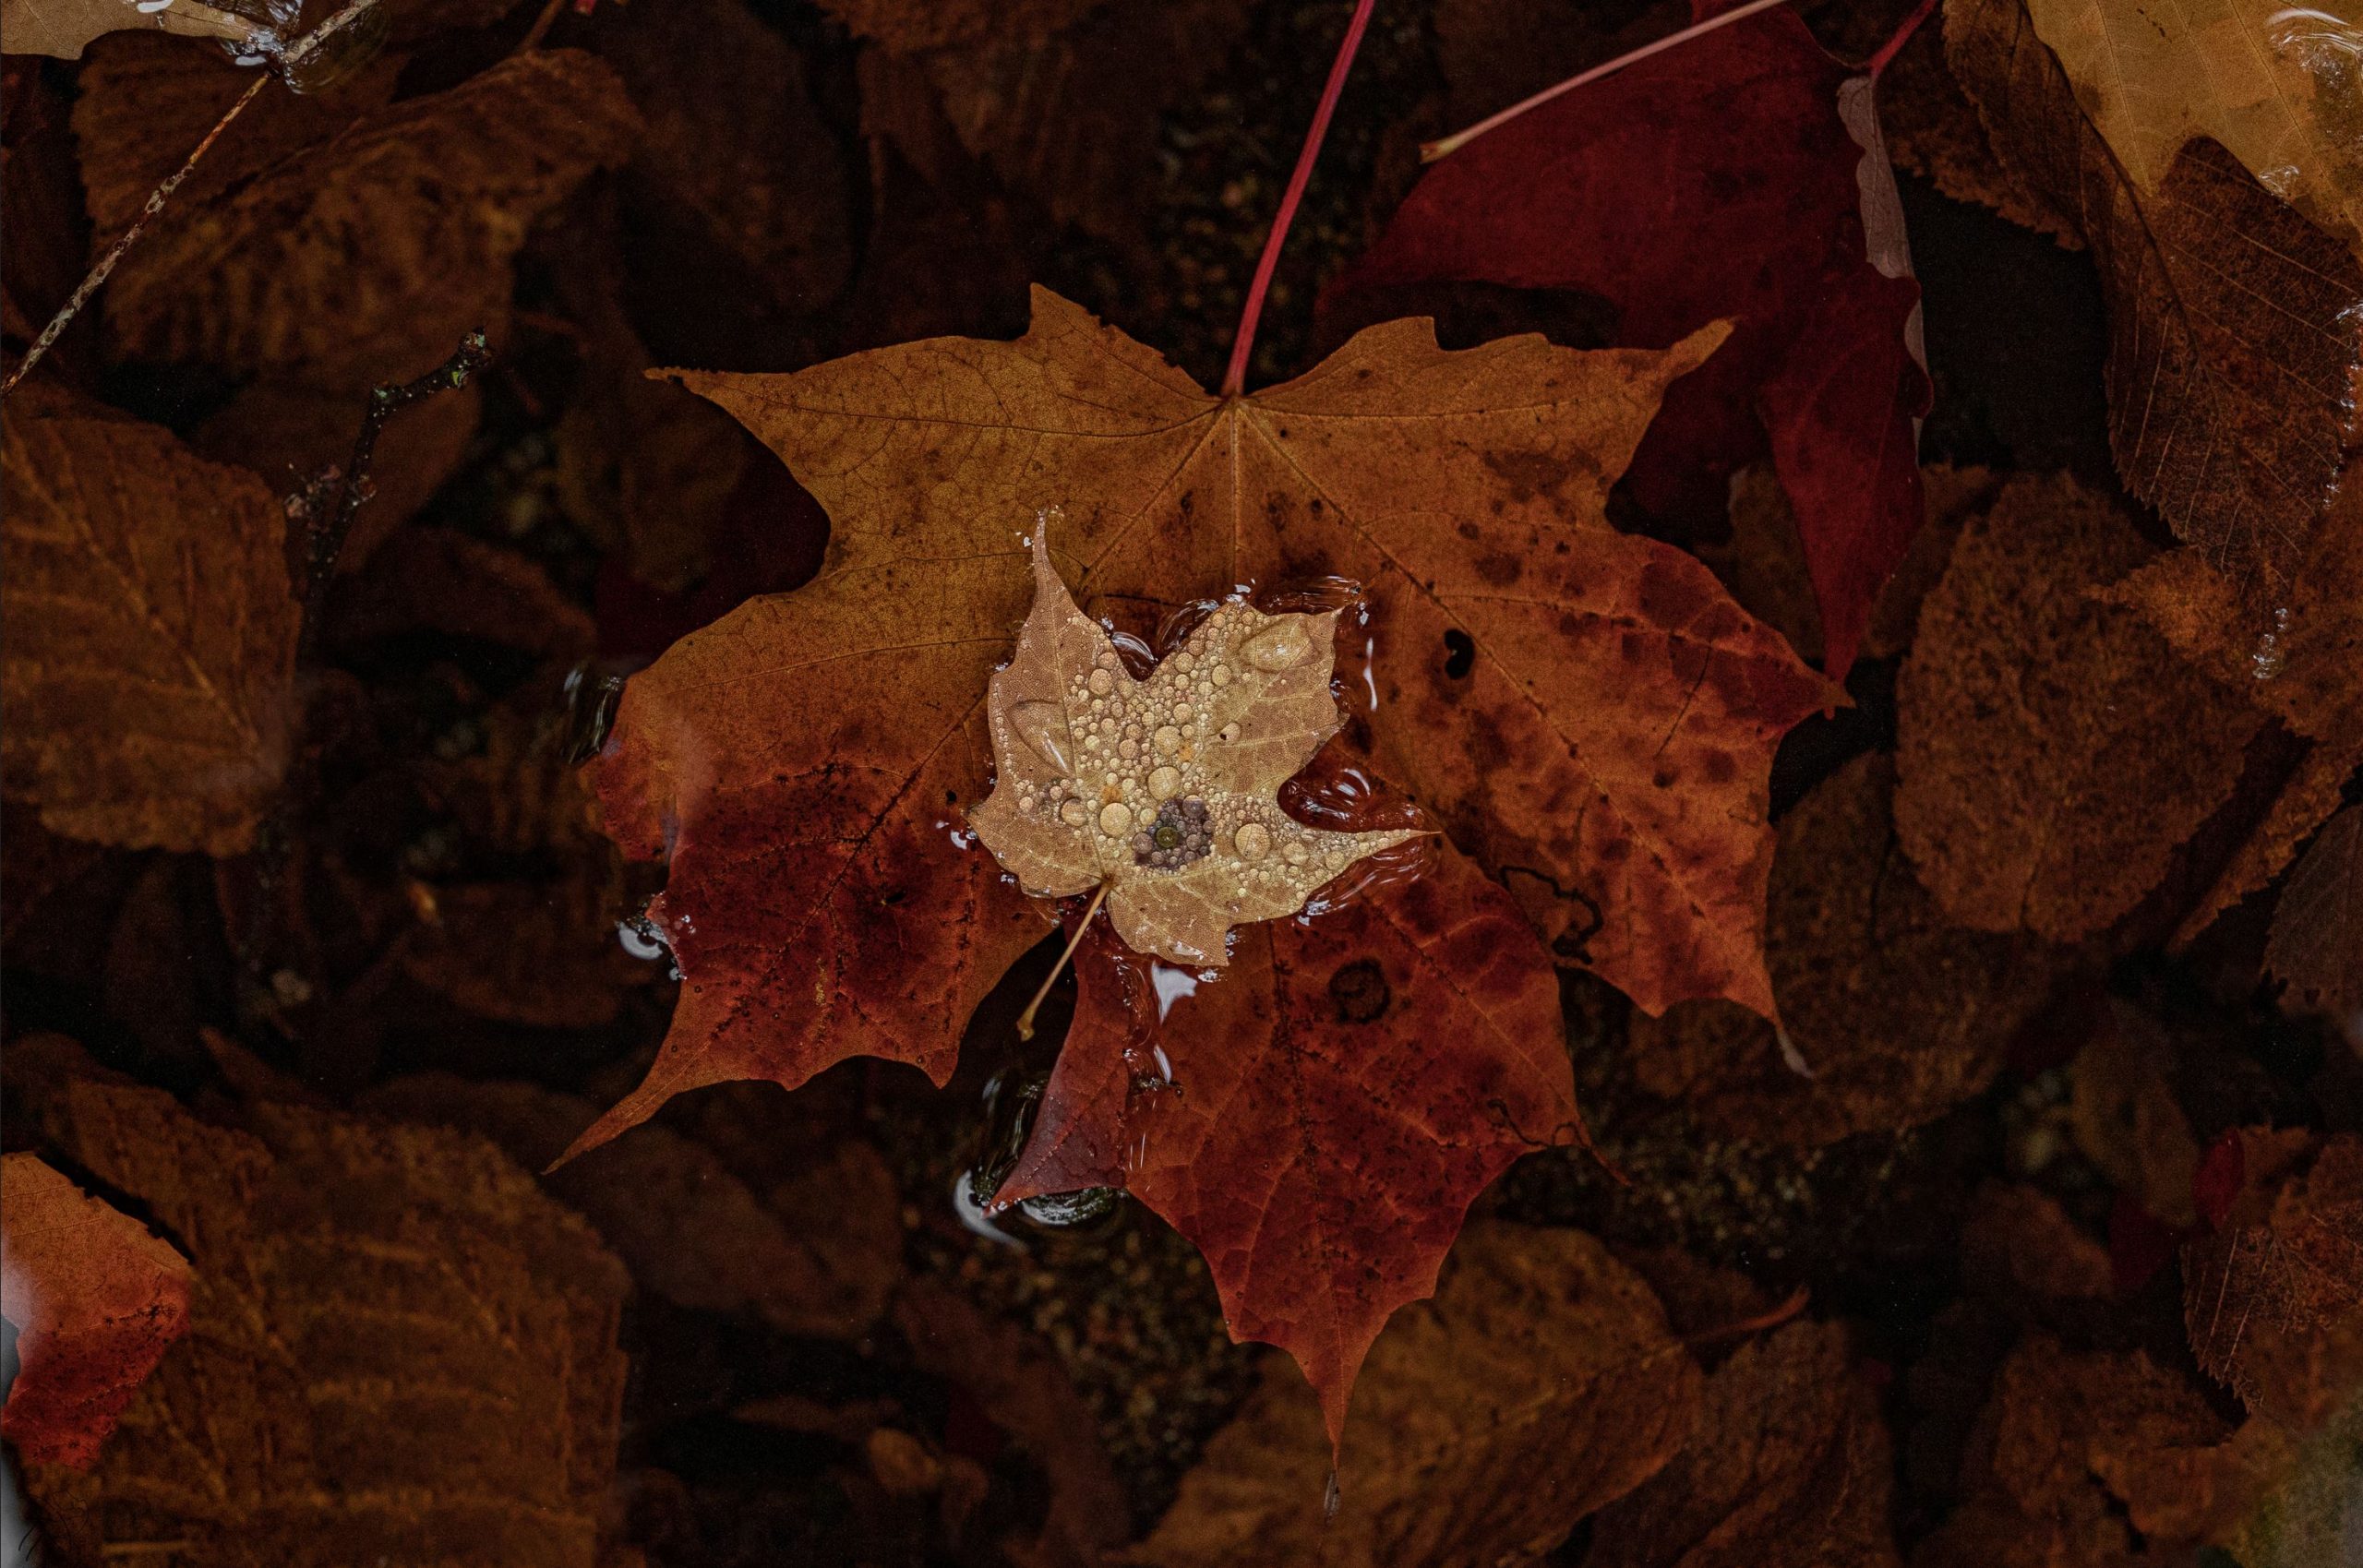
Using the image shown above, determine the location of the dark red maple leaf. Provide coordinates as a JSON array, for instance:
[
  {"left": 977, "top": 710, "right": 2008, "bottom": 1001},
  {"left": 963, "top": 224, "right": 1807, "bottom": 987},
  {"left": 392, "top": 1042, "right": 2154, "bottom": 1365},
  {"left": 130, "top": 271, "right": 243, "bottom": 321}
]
[
  {"left": 1322, "top": 0, "right": 1932, "bottom": 678},
  {"left": 993, "top": 825, "right": 1577, "bottom": 1448}
]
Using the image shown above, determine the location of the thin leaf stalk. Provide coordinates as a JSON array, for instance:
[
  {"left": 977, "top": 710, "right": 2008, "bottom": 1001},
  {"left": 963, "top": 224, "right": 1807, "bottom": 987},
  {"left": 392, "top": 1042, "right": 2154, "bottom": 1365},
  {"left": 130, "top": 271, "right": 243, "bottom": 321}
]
[{"left": 1219, "top": 0, "right": 1378, "bottom": 397}]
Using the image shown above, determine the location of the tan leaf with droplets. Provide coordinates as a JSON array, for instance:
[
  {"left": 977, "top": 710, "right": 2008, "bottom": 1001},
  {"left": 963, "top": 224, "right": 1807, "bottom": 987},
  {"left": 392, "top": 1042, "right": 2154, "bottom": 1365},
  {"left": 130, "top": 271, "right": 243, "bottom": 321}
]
[
  {"left": 0, "top": 0, "right": 259, "bottom": 60},
  {"left": 970, "top": 530, "right": 1418, "bottom": 965}
]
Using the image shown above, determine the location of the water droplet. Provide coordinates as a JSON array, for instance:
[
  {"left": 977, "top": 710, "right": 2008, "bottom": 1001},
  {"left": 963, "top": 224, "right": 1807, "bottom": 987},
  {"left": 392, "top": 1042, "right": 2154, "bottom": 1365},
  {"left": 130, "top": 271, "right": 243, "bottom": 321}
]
[
  {"left": 1088, "top": 667, "right": 1114, "bottom": 695},
  {"left": 560, "top": 664, "right": 625, "bottom": 764},
  {"left": 1011, "top": 700, "right": 1071, "bottom": 772},
  {"left": 1154, "top": 724, "right": 1183, "bottom": 756},
  {"left": 1098, "top": 801, "right": 1134, "bottom": 834},
  {"left": 1060, "top": 798, "right": 1089, "bottom": 827},
  {"left": 1242, "top": 620, "right": 1312, "bottom": 671},
  {"left": 1235, "top": 822, "right": 1271, "bottom": 860},
  {"left": 1147, "top": 766, "right": 1182, "bottom": 800},
  {"left": 2250, "top": 606, "right": 2291, "bottom": 682}
]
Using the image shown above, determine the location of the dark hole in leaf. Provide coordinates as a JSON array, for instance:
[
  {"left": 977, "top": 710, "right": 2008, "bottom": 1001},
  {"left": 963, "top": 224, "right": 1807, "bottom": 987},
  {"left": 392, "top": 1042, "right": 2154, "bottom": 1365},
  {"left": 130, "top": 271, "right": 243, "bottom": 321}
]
[{"left": 1442, "top": 628, "right": 1475, "bottom": 679}]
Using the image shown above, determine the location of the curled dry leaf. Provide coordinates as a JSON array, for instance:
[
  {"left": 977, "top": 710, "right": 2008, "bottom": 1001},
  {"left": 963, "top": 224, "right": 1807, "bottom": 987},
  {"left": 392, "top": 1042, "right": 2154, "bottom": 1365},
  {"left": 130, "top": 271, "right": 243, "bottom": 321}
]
[
  {"left": 992, "top": 832, "right": 1577, "bottom": 1445},
  {"left": 2183, "top": 1131, "right": 2363, "bottom": 1423},
  {"left": 96, "top": 50, "right": 639, "bottom": 386},
  {"left": 1895, "top": 473, "right": 2262, "bottom": 941},
  {"left": 2265, "top": 804, "right": 2362, "bottom": 1025},
  {"left": 7, "top": 1037, "right": 630, "bottom": 1568},
  {"left": 1946, "top": 0, "right": 2363, "bottom": 608},
  {"left": 1630, "top": 754, "right": 2063, "bottom": 1148},
  {"left": 1126, "top": 1224, "right": 1700, "bottom": 1568},
  {"left": 1588, "top": 1321, "right": 1901, "bottom": 1568},
  {"left": 361, "top": 1074, "right": 900, "bottom": 1340},
  {"left": 2, "top": 397, "right": 299, "bottom": 856},
  {"left": 1327, "top": 0, "right": 1931, "bottom": 678},
  {"left": 574, "top": 287, "right": 1822, "bottom": 1155},
  {"left": 969, "top": 530, "right": 1419, "bottom": 965},
  {"left": 0, "top": 1153, "right": 192, "bottom": 1469}
]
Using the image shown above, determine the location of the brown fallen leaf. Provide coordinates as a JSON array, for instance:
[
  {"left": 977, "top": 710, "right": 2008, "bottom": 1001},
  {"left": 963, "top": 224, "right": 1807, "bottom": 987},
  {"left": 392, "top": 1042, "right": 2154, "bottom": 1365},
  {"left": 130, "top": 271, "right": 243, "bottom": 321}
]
[
  {"left": 1836, "top": 2, "right": 2079, "bottom": 249},
  {"left": 574, "top": 287, "right": 1827, "bottom": 1156},
  {"left": 8, "top": 1035, "right": 630, "bottom": 1568},
  {"left": 592, "top": 0, "right": 852, "bottom": 314},
  {"left": 362, "top": 1074, "right": 900, "bottom": 1339},
  {"left": 1124, "top": 1223, "right": 1700, "bottom": 1568},
  {"left": 1589, "top": 1320, "right": 1901, "bottom": 1568},
  {"left": 892, "top": 1279, "right": 1132, "bottom": 1568},
  {"left": 1958, "top": 1182, "right": 2115, "bottom": 1308},
  {"left": 96, "top": 49, "right": 638, "bottom": 387},
  {"left": 327, "top": 528, "right": 596, "bottom": 664},
  {"left": 969, "top": 528, "right": 1419, "bottom": 965},
  {"left": 2, "top": 394, "right": 300, "bottom": 856},
  {"left": 2184, "top": 1131, "right": 2363, "bottom": 1424},
  {"left": 73, "top": 33, "right": 407, "bottom": 245},
  {"left": 2214, "top": 1389, "right": 2363, "bottom": 1568},
  {"left": 815, "top": 0, "right": 1100, "bottom": 54},
  {"left": 1630, "top": 754, "right": 2064, "bottom": 1147},
  {"left": 546, "top": 208, "right": 754, "bottom": 595},
  {"left": 2265, "top": 804, "right": 2362, "bottom": 1027},
  {"left": 858, "top": 0, "right": 1249, "bottom": 246},
  {"left": 0, "top": 1153, "right": 192, "bottom": 1469},
  {"left": 1945, "top": 0, "right": 2363, "bottom": 609},
  {"left": 2105, "top": 480, "right": 2363, "bottom": 945},
  {"left": 2008, "top": 0, "right": 2363, "bottom": 255},
  {"left": 2, "top": 0, "right": 260, "bottom": 60},
  {"left": 2069, "top": 1002, "right": 2202, "bottom": 1229},
  {"left": 1894, "top": 472, "right": 2262, "bottom": 941},
  {"left": 1915, "top": 1332, "right": 2290, "bottom": 1567},
  {"left": 387, "top": 685, "right": 644, "bottom": 1031}
]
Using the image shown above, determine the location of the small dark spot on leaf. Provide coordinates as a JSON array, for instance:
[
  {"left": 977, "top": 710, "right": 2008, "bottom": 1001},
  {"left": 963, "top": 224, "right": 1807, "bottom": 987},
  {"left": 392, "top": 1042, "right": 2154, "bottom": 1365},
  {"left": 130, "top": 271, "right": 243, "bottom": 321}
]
[
  {"left": 1329, "top": 959, "right": 1389, "bottom": 1023},
  {"left": 1442, "top": 629, "right": 1475, "bottom": 678}
]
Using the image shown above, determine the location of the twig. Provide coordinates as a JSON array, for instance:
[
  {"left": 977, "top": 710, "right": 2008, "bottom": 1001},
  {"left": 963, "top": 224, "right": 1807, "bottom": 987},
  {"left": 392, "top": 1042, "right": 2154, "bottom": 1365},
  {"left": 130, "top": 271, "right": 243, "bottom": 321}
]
[
  {"left": 516, "top": 0, "right": 568, "bottom": 54},
  {"left": 1422, "top": 0, "right": 1790, "bottom": 162},
  {"left": 276, "top": 0, "right": 380, "bottom": 74},
  {"left": 1015, "top": 881, "right": 1111, "bottom": 1041},
  {"left": 1681, "top": 1285, "right": 1811, "bottom": 1346},
  {"left": 1219, "top": 0, "right": 1378, "bottom": 397},
  {"left": 296, "top": 330, "right": 493, "bottom": 649},
  {"left": 0, "top": 74, "right": 269, "bottom": 401}
]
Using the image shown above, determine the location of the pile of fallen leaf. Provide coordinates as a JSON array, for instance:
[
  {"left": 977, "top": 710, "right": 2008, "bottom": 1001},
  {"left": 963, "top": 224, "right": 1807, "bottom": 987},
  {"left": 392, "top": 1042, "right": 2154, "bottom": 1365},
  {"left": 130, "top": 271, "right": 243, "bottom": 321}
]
[{"left": 3, "top": 0, "right": 2359, "bottom": 1565}]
